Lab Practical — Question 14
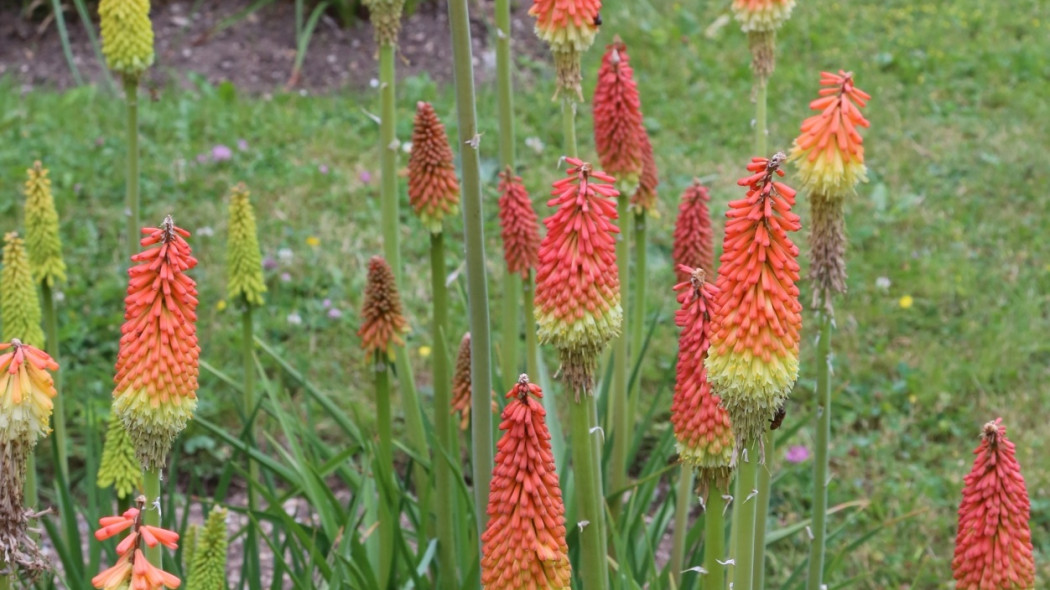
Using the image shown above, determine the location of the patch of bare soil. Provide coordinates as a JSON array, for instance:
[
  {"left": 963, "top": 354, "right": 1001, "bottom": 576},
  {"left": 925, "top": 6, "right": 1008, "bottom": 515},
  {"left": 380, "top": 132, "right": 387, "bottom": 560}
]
[{"left": 0, "top": 0, "right": 545, "bottom": 94}]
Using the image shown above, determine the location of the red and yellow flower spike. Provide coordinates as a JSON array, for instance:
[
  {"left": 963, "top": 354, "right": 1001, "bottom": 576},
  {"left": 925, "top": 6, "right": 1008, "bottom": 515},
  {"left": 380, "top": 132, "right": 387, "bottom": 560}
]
[
  {"left": 534, "top": 157, "right": 622, "bottom": 395},
  {"left": 481, "top": 374, "right": 571, "bottom": 589},
  {"left": 592, "top": 36, "right": 645, "bottom": 192},
  {"left": 498, "top": 168, "right": 541, "bottom": 278},
  {"left": 450, "top": 332, "right": 472, "bottom": 430},
  {"left": 790, "top": 70, "right": 871, "bottom": 198},
  {"left": 630, "top": 132, "right": 659, "bottom": 216},
  {"left": 672, "top": 180, "right": 715, "bottom": 284},
  {"left": 706, "top": 154, "right": 802, "bottom": 451},
  {"left": 952, "top": 419, "right": 1035, "bottom": 590},
  {"left": 112, "top": 217, "right": 200, "bottom": 471},
  {"left": 92, "top": 497, "right": 181, "bottom": 589},
  {"left": 529, "top": 0, "right": 602, "bottom": 97},
  {"left": 671, "top": 267, "right": 732, "bottom": 490},
  {"left": 408, "top": 102, "right": 461, "bottom": 234},
  {"left": 731, "top": 0, "right": 795, "bottom": 33},
  {"left": 358, "top": 256, "right": 410, "bottom": 360}
]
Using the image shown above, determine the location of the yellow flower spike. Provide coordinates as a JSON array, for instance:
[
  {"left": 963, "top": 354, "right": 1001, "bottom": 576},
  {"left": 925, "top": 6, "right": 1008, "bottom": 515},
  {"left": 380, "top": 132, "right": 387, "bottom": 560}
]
[
  {"left": 363, "top": 0, "right": 407, "bottom": 46},
  {"left": 185, "top": 506, "right": 229, "bottom": 590},
  {"left": 23, "top": 161, "right": 67, "bottom": 287},
  {"left": 1, "top": 233, "right": 45, "bottom": 348},
  {"left": 226, "top": 184, "right": 267, "bottom": 307},
  {"left": 99, "top": 0, "right": 155, "bottom": 77},
  {"left": 97, "top": 411, "right": 143, "bottom": 499}
]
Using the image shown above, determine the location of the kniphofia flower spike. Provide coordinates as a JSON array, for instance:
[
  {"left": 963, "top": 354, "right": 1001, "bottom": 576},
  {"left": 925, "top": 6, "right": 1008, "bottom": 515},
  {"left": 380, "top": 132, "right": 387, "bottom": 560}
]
[
  {"left": 593, "top": 36, "right": 645, "bottom": 192},
  {"left": 705, "top": 154, "right": 802, "bottom": 454},
  {"left": 226, "top": 183, "right": 267, "bottom": 307},
  {"left": 1, "top": 233, "right": 45, "bottom": 347},
  {"left": 99, "top": 0, "right": 155, "bottom": 76},
  {"left": 671, "top": 267, "right": 732, "bottom": 490},
  {"left": 358, "top": 256, "right": 409, "bottom": 360},
  {"left": 112, "top": 217, "right": 200, "bottom": 471},
  {"left": 952, "top": 419, "right": 1034, "bottom": 590},
  {"left": 408, "top": 102, "right": 461, "bottom": 233},
  {"left": 534, "top": 158, "right": 622, "bottom": 396},
  {"left": 23, "top": 161, "right": 67, "bottom": 287},
  {"left": 731, "top": 0, "right": 795, "bottom": 33},
  {"left": 481, "top": 375, "right": 571, "bottom": 589},
  {"left": 498, "top": 168, "right": 541, "bottom": 278},
  {"left": 672, "top": 180, "right": 715, "bottom": 283},
  {"left": 92, "top": 497, "right": 181, "bottom": 589},
  {"left": 529, "top": 0, "right": 602, "bottom": 97},
  {"left": 450, "top": 332, "right": 473, "bottom": 430}
]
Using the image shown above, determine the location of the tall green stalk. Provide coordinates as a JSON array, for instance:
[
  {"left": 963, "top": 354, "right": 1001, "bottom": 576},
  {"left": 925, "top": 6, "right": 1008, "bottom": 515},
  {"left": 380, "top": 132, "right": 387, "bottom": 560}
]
[
  {"left": 41, "top": 283, "right": 67, "bottom": 483},
  {"left": 608, "top": 192, "right": 630, "bottom": 516},
  {"left": 704, "top": 488, "right": 727, "bottom": 590},
  {"left": 446, "top": 0, "right": 494, "bottom": 536},
  {"left": 429, "top": 231, "right": 457, "bottom": 587},
  {"left": 501, "top": 274, "right": 521, "bottom": 389},
  {"left": 242, "top": 304, "right": 258, "bottom": 512},
  {"left": 629, "top": 214, "right": 648, "bottom": 365},
  {"left": 670, "top": 467, "right": 694, "bottom": 587},
  {"left": 807, "top": 312, "right": 833, "bottom": 590},
  {"left": 123, "top": 75, "right": 140, "bottom": 256},
  {"left": 143, "top": 468, "right": 162, "bottom": 567},
  {"left": 751, "top": 77, "right": 774, "bottom": 589},
  {"left": 374, "top": 354, "right": 396, "bottom": 590},
  {"left": 731, "top": 441, "right": 759, "bottom": 590},
  {"left": 495, "top": 0, "right": 520, "bottom": 392}
]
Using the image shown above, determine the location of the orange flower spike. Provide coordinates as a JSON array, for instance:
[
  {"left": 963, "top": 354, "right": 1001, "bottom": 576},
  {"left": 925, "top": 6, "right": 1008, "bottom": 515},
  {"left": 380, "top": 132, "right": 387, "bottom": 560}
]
[
  {"left": 671, "top": 266, "right": 732, "bottom": 489},
  {"left": 630, "top": 132, "right": 659, "bottom": 215},
  {"left": 592, "top": 36, "right": 644, "bottom": 192},
  {"left": 529, "top": 0, "right": 601, "bottom": 55},
  {"left": 112, "top": 216, "right": 200, "bottom": 471},
  {"left": 481, "top": 375, "right": 571, "bottom": 589},
  {"left": 0, "top": 339, "right": 59, "bottom": 443},
  {"left": 705, "top": 153, "right": 802, "bottom": 452},
  {"left": 358, "top": 256, "right": 410, "bottom": 360},
  {"left": 93, "top": 499, "right": 182, "bottom": 590},
  {"left": 952, "top": 419, "right": 1034, "bottom": 590},
  {"left": 731, "top": 0, "right": 795, "bottom": 33},
  {"left": 498, "top": 168, "right": 541, "bottom": 278},
  {"left": 672, "top": 181, "right": 715, "bottom": 283},
  {"left": 790, "top": 70, "right": 871, "bottom": 197},
  {"left": 534, "top": 158, "right": 622, "bottom": 395},
  {"left": 450, "top": 332, "right": 472, "bottom": 430},
  {"left": 408, "top": 102, "right": 461, "bottom": 233}
]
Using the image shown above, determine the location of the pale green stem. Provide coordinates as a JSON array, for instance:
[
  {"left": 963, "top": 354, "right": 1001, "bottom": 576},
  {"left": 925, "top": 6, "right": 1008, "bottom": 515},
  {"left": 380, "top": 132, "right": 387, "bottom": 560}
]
[
  {"left": 608, "top": 193, "right": 630, "bottom": 519},
  {"left": 496, "top": 0, "right": 520, "bottom": 394},
  {"left": 0, "top": 572, "right": 9, "bottom": 588},
  {"left": 42, "top": 283, "right": 67, "bottom": 483},
  {"left": 124, "top": 75, "right": 140, "bottom": 257},
  {"left": 629, "top": 213, "right": 647, "bottom": 365},
  {"left": 807, "top": 312, "right": 833, "bottom": 590},
  {"left": 670, "top": 467, "right": 694, "bottom": 588},
  {"left": 731, "top": 441, "right": 759, "bottom": 590},
  {"left": 429, "top": 231, "right": 457, "bottom": 588},
  {"left": 524, "top": 275, "right": 563, "bottom": 473},
  {"left": 501, "top": 273, "right": 521, "bottom": 391},
  {"left": 751, "top": 77, "right": 773, "bottom": 589},
  {"left": 242, "top": 303, "right": 258, "bottom": 515},
  {"left": 143, "top": 469, "right": 162, "bottom": 568},
  {"left": 561, "top": 98, "right": 578, "bottom": 157},
  {"left": 704, "top": 487, "right": 727, "bottom": 590},
  {"left": 570, "top": 396, "right": 610, "bottom": 590},
  {"left": 375, "top": 355, "right": 396, "bottom": 590},
  {"left": 24, "top": 455, "right": 37, "bottom": 513},
  {"left": 446, "top": 0, "right": 494, "bottom": 538}
]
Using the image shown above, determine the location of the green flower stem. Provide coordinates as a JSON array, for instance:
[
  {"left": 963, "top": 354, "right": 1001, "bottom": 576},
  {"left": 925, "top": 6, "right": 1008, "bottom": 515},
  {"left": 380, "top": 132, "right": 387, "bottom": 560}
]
[
  {"left": 670, "top": 466, "right": 694, "bottom": 588},
  {"left": 242, "top": 303, "right": 258, "bottom": 514},
  {"left": 24, "top": 455, "right": 37, "bottom": 514},
  {"left": 731, "top": 441, "right": 759, "bottom": 590},
  {"left": 124, "top": 75, "right": 140, "bottom": 257},
  {"left": 143, "top": 468, "right": 162, "bottom": 568},
  {"left": 446, "top": 0, "right": 494, "bottom": 537},
  {"left": 429, "top": 231, "right": 457, "bottom": 587},
  {"left": 750, "top": 75, "right": 774, "bottom": 589},
  {"left": 570, "top": 396, "right": 610, "bottom": 590},
  {"left": 375, "top": 354, "right": 396, "bottom": 590},
  {"left": 500, "top": 273, "right": 521, "bottom": 390},
  {"left": 629, "top": 214, "right": 647, "bottom": 365},
  {"left": 807, "top": 312, "right": 833, "bottom": 590},
  {"left": 704, "top": 486, "right": 727, "bottom": 590},
  {"left": 0, "top": 572, "right": 9, "bottom": 589},
  {"left": 523, "top": 274, "right": 563, "bottom": 473},
  {"left": 608, "top": 193, "right": 630, "bottom": 518},
  {"left": 41, "top": 283, "right": 67, "bottom": 483},
  {"left": 561, "top": 97, "right": 578, "bottom": 157}
]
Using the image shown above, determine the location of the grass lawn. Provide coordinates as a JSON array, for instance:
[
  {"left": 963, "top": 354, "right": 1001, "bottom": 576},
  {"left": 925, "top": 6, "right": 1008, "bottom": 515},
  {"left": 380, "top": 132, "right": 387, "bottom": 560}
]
[{"left": 1, "top": 0, "right": 1047, "bottom": 587}]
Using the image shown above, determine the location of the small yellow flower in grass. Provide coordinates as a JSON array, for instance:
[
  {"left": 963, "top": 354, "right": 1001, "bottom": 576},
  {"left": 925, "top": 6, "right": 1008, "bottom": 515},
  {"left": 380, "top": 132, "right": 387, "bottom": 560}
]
[
  {"left": 899, "top": 295, "right": 914, "bottom": 309},
  {"left": 216, "top": 300, "right": 227, "bottom": 312},
  {"left": 418, "top": 346, "right": 432, "bottom": 359},
  {"left": 306, "top": 236, "right": 320, "bottom": 247}
]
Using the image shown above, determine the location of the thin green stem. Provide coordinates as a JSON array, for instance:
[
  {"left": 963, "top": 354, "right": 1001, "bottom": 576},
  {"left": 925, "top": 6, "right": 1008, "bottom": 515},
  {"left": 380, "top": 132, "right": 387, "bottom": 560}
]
[
  {"left": 524, "top": 275, "right": 563, "bottom": 473},
  {"left": 24, "top": 455, "right": 37, "bottom": 512},
  {"left": 375, "top": 355, "right": 396, "bottom": 590},
  {"left": 41, "top": 282, "right": 67, "bottom": 483},
  {"left": 570, "top": 396, "right": 610, "bottom": 590},
  {"left": 670, "top": 467, "right": 694, "bottom": 588},
  {"left": 704, "top": 487, "right": 727, "bottom": 590},
  {"left": 0, "top": 573, "right": 10, "bottom": 589},
  {"left": 731, "top": 441, "right": 759, "bottom": 590},
  {"left": 495, "top": 0, "right": 516, "bottom": 169},
  {"left": 446, "top": 0, "right": 494, "bottom": 537},
  {"left": 429, "top": 232, "right": 457, "bottom": 588},
  {"left": 124, "top": 75, "right": 140, "bottom": 257},
  {"left": 629, "top": 214, "right": 647, "bottom": 366},
  {"left": 501, "top": 273, "right": 521, "bottom": 391},
  {"left": 143, "top": 469, "right": 162, "bottom": 568},
  {"left": 242, "top": 304, "right": 258, "bottom": 514},
  {"left": 378, "top": 45, "right": 402, "bottom": 281},
  {"left": 561, "top": 97, "right": 578, "bottom": 157},
  {"left": 807, "top": 312, "right": 833, "bottom": 590},
  {"left": 608, "top": 194, "right": 630, "bottom": 518}
]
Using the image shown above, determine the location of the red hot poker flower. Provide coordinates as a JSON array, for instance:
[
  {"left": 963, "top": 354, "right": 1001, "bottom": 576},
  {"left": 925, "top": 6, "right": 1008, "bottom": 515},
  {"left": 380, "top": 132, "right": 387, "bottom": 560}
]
[
  {"left": 952, "top": 419, "right": 1035, "bottom": 590},
  {"left": 358, "top": 256, "right": 409, "bottom": 360},
  {"left": 529, "top": 0, "right": 601, "bottom": 55},
  {"left": 731, "top": 0, "right": 795, "bottom": 33},
  {"left": 481, "top": 375, "right": 571, "bottom": 589},
  {"left": 450, "top": 332, "right": 472, "bottom": 430},
  {"left": 593, "top": 37, "right": 645, "bottom": 191},
  {"left": 705, "top": 154, "right": 802, "bottom": 452},
  {"left": 408, "top": 102, "right": 461, "bottom": 233},
  {"left": 112, "top": 216, "right": 200, "bottom": 471},
  {"left": 534, "top": 158, "right": 622, "bottom": 395},
  {"left": 92, "top": 500, "right": 181, "bottom": 589},
  {"left": 672, "top": 180, "right": 715, "bottom": 283},
  {"left": 630, "top": 132, "right": 659, "bottom": 215},
  {"left": 790, "top": 70, "right": 871, "bottom": 198},
  {"left": 671, "top": 266, "right": 732, "bottom": 491},
  {"left": 498, "top": 168, "right": 541, "bottom": 278}
]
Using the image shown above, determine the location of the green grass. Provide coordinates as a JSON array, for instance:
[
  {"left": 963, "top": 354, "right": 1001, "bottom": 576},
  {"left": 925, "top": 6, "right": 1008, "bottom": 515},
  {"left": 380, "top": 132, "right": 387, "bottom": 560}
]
[{"left": 1, "top": 0, "right": 1048, "bottom": 586}]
